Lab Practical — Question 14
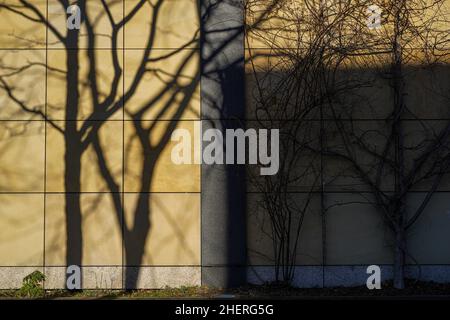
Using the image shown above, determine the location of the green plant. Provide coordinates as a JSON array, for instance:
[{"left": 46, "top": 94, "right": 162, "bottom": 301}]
[{"left": 19, "top": 271, "right": 45, "bottom": 298}]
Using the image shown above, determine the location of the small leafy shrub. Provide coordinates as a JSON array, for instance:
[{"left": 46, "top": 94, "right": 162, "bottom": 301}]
[{"left": 20, "top": 271, "right": 46, "bottom": 298}]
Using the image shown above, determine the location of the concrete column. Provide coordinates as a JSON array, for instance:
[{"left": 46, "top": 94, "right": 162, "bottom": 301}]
[{"left": 200, "top": 0, "right": 247, "bottom": 288}]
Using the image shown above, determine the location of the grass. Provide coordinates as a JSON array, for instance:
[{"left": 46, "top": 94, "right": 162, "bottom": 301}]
[
  {"left": 0, "top": 286, "right": 222, "bottom": 299},
  {"left": 1, "top": 279, "right": 450, "bottom": 299}
]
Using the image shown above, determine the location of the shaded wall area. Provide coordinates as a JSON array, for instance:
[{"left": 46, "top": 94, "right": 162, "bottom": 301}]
[
  {"left": 0, "top": 0, "right": 450, "bottom": 290},
  {"left": 245, "top": 60, "right": 450, "bottom": 286}
]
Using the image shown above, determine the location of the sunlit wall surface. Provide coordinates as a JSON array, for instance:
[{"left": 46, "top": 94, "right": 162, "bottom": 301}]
[
  {"left": 0, "top": 0, "right": 449, "bottom": 290},
  {"left": 0, "top": 0, "right": 200, "bottom": 289}
]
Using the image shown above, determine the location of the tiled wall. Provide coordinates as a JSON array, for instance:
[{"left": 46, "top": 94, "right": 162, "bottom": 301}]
[
  {"left": 244, "top": 0, "right": 450, "bottom": 279},
  {"left": 0, "top": 0, "right": 201, "bottom": 288},
  {"left": 0, "top": 0, "right": 450, "bottom": 289}
]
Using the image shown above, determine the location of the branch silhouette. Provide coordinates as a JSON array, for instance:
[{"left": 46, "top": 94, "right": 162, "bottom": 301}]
[{"left": 0, "top": 0, "right": 278, "bottom": 288}]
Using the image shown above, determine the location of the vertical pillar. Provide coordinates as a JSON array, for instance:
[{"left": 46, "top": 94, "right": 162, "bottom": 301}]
[{"left": 200, "top": 0, "right": 247, "bottom": 287}]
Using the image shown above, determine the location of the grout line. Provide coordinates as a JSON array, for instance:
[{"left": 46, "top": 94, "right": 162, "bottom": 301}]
[
  {"left": 3, "top": 190, "right": 450, "bottom": 194},
  {"left": 43, "top": 0, "right": 49, "bottom": 294},
  {"left": 0, "top": 191, "right": 202, "bottom": 194},
  {"left": 1, "top": 264, "right": 450, "bottom": 268},
  {"left": 199, "top": 16, "right": 203, "bottom": 288},
  {"left": 122, "top": 0, "right": 125, "bottom": 290},
  {"left": 0, "top": 46, "right": 443, "bottom": 51},
  {"left": 244, "top": 46, "right": 450, "bottom": 51},
  {"left": 0, "top": 47, "right": 200, "bottom": 51},
  {"left": 1, "top": 118, "right": 450, "bottom": 122}
]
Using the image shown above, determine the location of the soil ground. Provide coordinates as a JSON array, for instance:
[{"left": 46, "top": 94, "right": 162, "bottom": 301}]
[{"left": 1, "top": 279, "right": 450, "bottom": 299}]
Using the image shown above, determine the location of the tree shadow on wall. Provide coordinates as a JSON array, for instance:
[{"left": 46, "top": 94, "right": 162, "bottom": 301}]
[{"left": 0, "top": 0, "right": 277, "bottom": 289}]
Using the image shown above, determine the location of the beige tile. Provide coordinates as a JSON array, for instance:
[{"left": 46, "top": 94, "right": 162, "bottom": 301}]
[
  {"left": 124, "top": 120, "right": 200, "bottom": 192},
  {"left": 0, "top": 194, "right": 44, "bottom": 266},
  {"left": 0, "top": 50, "right": 46, "bottom": 120},
  {"left": 47, "top": 49, "right": 123, "bottom": 120},
  {"left": 407, "top": 192, "right": 450, "bottom": 264},
  {"left": 0, "top": 121, "right": 45, "bottom": 192},
  {"left": 46, "top": 121, "right": 123, "bottom": 192},
  {"left": 246, "top": 2, "right": 315, "bottom": 49},
  {"left": 404, "top": 120, "right": 450, "bottom": 191},
  {"left": 247, "top": 193, "right": 322, "bottom": 266},
  {"left": 45, "top": 193, "right": 122, "bottom": 266},
  {"left": 246, "top": 0, "right": 450, "bottom": 52},
  {"left": 246, "top": 1, "right": 298, "bottom": 49},
  {"left": 323, "top": 121, "right": 395, "bottom": 192},
  {"left": 0, "top": 0, "right": 46, "bottom": 48},
  {"left": 124, "top": 193, "right": 200, "bottom": 265},
  {"left": 325, "top": 193, "right": 393, "bottom": 265},
  {"left": 124, "top": 49, "right": 200, "bottom": 120},
  {"left": 125, "top": 0, "right": 199, "bottom": 49},
  {"left": 404, "top": 65, "right": 450, "bottom": 119},
  {"left": 48, "top": 0, "right": 124, "bottom": 49}
]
